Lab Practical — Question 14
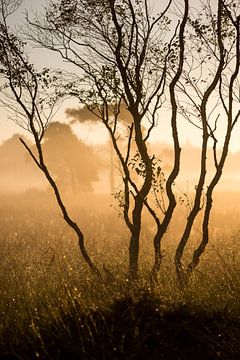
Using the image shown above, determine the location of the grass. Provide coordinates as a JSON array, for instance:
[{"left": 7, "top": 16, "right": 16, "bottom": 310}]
[{"left": 1, "top": 191, "right": 240, "bottom": 359}]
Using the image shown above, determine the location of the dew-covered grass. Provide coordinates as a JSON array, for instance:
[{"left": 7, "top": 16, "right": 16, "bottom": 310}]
[{"left": 1, "top": 191, "right": 240, "bottom": 359}]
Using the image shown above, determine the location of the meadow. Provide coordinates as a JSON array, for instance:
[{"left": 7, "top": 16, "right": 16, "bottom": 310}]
[{"left": 1, "top": 190, "right": 240, "bottom": 359}]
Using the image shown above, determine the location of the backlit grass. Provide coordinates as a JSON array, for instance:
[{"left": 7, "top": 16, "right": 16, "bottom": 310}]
[{"left": 1, "top": 191, "right": 240, "bottom": 359}]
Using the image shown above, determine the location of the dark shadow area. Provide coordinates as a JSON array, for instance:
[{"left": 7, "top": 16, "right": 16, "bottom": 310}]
[{"left": 1, "top": 292, "right": 240, "bottom": 360}]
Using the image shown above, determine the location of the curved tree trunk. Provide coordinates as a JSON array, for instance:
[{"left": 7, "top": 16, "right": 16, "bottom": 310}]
[
  {"left": 150, "top": 227, "right": 163, "bottom": 283},
  {"left": 150, "top": 0, "right": 188, "bottom": 282},
  {"left": 20, "top": 138, "right": 101, "bottom": 277},
  {"left": 179, "top": 0, "right": 240, "bottom": 282},
  {"left": 187, "top": 189, "right": 213, "bottom": 273},
  {"left": 188, "top": 133, "right": 238, "bottom": 273},
  {"left": 174, "top": 0, "right": 226, "bottom": 285},
  {"left": 174, "top": 162, "right": 207, "bottom": 283}
]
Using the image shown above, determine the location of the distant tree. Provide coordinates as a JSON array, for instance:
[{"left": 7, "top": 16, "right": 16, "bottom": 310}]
[
  {"left": 66, "top": 102, "right": 134, "bottom": 194},
  {"left": 43, "top": 122, "right": 101, "bottom": 194},
  {"left": 0, "top": 134, "right": 30, "bottom": 172},
  {"left": 0, "top": 0, "right": 100, "bottom": 276},
  {"left": 0, "top": 134, "right": 45, "bottom": 192}
]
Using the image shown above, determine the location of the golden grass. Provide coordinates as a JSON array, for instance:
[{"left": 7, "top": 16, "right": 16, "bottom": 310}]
[{"left": 0, "top": 191, "right": 240, "bottom": 358}]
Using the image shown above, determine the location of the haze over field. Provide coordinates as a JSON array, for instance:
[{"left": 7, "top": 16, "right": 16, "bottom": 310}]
[
  {"left": 1, "top": 129, "right": 240, "bottom": 195},
  {"left": 1, "top": 0, "right": 240, "bottom": 358}
]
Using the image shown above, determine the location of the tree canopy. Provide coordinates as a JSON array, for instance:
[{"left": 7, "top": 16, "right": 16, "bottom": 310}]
[{"left": 43, "top": 122, "right": 101, "bottom": 193}]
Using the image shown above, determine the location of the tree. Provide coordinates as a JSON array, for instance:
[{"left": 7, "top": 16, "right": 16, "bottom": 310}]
[
  {"left": 43, "top": 122, "right": 101, "bottom": 194},
  {"left": 65, "top": 103, "right": 132, "bottom": 194},
  {"left": 2, "top": 0, "right": 239, "bottom": 282},
  {"left": 0, "top": 0, "right": 100, "bottom": 276},
  {"left": 174, "top": 0, "right": 240, "bottom": 283},
  {"left": 25, "top": 0, "right": 189, "bottom": 279},
  {"left": 0, "top": 134, "right": 45, "bottom": 192}
]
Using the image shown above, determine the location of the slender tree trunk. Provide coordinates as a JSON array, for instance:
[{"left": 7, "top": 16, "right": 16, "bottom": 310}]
[
  {"left": 187, "top": 189, "right": 213, "bottom": 273},
  {"left": 129, "top": 199, "right": 143, "bottom": 279},
  {"left": 128, "top": 112, "right": 153, "bottom": 278},
  {"left": 150, "top": 228, "right": 163, "bottom": 282},
  {"left": 109, "top": 137, "right": 115, "bottom": 194},
  {"left": 43, "top": 163, "right": 101, "bottom": 276},
  {"left": 129, "top": 230, "right": 140, "bottom": 279},
  {"left": 150, "top": 0, "right": 188, "bottom": 283},
  {"left": 20, "top": 138, "right": 101, "bottom": 277},
  {"left": 187, "top": 133, "right": 233, "bottom": 273},
  {"left": 150, "top": 201, "right": 176, "bottom": 281},
  {"left": 174, "top": 0, "right": 226, "bottom": 285},
  {"left": 174, "top": 167, "right": 206, "bottom": 282}
]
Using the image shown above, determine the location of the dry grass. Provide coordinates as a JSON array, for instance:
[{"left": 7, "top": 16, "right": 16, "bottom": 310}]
[{"left": 0, "top": 191, "right": 240, "bottom": 359}]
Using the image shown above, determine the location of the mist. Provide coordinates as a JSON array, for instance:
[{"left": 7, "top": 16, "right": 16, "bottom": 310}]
[
  {"left": 1, "top": 0, "right": 240, "bottom": 358},
  {"left": 1, "top": 127, "right": 240, "bottom": 196}
]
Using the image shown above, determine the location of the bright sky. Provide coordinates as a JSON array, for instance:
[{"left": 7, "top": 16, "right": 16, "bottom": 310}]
[{"left": 1, "top": 0, "right": 240, "bottom": 152}]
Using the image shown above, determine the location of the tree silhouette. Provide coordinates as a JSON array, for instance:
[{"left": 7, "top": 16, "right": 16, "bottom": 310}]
[
  {"left": 1, "top": 0, "right": 240, "bottom": 282},
  {"left": 174, "top": 0, "right": 240, "bottom": 283},
  {"left": 0, "top": 0, "right": 100, "bottom": 276},
  {"left": 66, "top": 102, "right": 140, "bottom": 195},
  {"left": 26, "top": 0, "right": 183, "bottom": 279},
  {"left": 0, "top": 134, "right": 45, "bottom": 192},
  {"left": 43, "top": 122, "right": 101, "bottom": 194},
  {"left": 66, "top": 106, "right": 117, "bottom": 194}
]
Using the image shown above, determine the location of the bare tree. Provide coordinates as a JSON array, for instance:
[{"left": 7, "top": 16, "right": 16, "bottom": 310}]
[
  {"left": 187, "top": 0, "right": 240, "bottom": 274},
  {"left": 174, "top": 0, "right": 240, "bottom": 283},
  {"left": 5, "top": 0, "right": 237, "bottom": 283},
  {"left": 148, "top": 0, "right": 188, "bottom": 281},
  {"left": 65, "top": 102, "right": 133, "bottom": 194},
  {"left": 25, "top": 0, "right": 186, "bottom": 279},
  {"left": 0, "top": 0, "right": 100, "bottom": 276},
  {"left": 58, "top": 0, "right": 189, "bottom": 283}
]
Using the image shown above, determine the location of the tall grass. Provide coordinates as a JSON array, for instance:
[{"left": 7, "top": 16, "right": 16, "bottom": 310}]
[{"left": 1, "top": 191, "right": 240, "bottom": 358}]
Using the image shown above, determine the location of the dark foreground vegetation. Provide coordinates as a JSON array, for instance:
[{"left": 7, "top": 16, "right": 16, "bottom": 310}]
[
  {"left": 1, "top": 192, "right": 240, "bottom": 360},
  {"left": 2, "top": 291, "right": 240, "bottom": 360}
]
